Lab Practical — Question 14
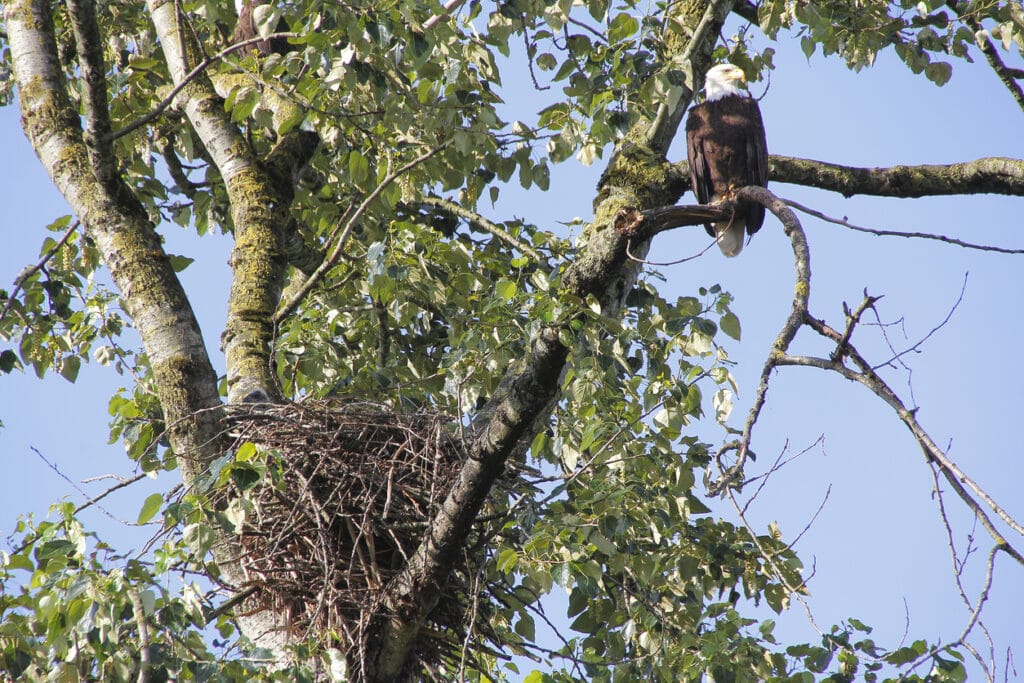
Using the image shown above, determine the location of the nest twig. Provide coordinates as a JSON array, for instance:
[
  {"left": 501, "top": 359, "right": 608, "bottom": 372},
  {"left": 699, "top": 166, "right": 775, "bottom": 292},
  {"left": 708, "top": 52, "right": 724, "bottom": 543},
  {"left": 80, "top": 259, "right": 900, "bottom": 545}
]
[{"left": 221, "top": 399, "right": 483, "bottom": 675}]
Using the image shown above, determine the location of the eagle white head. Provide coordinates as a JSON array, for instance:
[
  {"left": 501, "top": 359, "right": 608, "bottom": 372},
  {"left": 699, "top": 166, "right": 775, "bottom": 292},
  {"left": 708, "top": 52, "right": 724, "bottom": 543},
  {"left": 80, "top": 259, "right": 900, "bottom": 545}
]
[{"left": 704, "top": 63, "right": 748, "bottom": 101}]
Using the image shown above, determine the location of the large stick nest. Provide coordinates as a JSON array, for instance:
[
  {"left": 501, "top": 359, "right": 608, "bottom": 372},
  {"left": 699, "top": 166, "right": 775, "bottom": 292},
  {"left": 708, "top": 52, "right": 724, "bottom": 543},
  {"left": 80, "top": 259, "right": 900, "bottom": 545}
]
[{"left": 222, "top": 399, "right": 489, "bottom": 675}]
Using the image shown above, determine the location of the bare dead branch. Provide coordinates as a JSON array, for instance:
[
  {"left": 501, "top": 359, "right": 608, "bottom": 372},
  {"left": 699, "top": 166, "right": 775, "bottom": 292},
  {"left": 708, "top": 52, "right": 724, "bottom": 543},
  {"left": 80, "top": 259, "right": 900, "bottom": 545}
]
[
  {"left": 777, "top": 326, "right": 1024, "bottom": 562},
  {"left": 786, "top": 199, "right": 1024, "bottom": 254}
]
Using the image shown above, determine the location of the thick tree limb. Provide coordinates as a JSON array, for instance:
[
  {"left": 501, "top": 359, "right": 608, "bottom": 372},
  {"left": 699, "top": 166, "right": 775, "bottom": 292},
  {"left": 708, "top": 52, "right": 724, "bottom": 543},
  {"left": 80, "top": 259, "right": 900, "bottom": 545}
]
[
  {"left": 5, "top": 0, "right": 223, "bottom": 483},
  {"left": 372, "top": 3, "right": 734, "bottom": 677},
  {"left": 65, "top": 0, "right": 120, "bottom": 195},
  {"left": 673, "top": 155, "right": 1024, "bottom": 198},
  {"left": 148, "top": 0, "right": 289, "bottom": 403}
]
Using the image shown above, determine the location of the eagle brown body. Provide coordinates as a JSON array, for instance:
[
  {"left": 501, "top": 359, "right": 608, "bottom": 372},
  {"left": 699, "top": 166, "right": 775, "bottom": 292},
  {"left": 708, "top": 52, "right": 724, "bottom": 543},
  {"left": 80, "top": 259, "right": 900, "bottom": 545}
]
[
  {"left": 685, "top": 66, "right": 769, "bottom": 257},
  {"left": 232, "top": 0, "right": 290, "bottom": 57}
]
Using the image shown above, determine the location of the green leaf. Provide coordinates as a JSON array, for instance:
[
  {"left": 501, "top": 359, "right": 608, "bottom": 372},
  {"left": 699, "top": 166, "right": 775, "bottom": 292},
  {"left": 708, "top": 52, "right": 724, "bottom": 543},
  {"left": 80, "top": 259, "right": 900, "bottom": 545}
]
[
  {"left": 720, "top": 311, "right": 741, "bottom": 340},
  {"left": 924, "top": 61, "right": 952, "bottom": 86},
  {"left": 168, "top": 255, "right": 194, "bottom": 272},
  {"left": 59, "top": 355, "right": 80, "bottom": 383},
  {"left": 137, "top": 493, "right": 163, "bottom": 525}
]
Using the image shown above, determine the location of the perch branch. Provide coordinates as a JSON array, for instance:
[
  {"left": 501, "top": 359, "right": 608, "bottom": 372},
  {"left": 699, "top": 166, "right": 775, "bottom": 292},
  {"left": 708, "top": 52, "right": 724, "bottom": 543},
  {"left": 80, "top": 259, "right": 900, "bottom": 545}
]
[{"left": 673, "top": 156, "right": 1024, "bottom": 198}]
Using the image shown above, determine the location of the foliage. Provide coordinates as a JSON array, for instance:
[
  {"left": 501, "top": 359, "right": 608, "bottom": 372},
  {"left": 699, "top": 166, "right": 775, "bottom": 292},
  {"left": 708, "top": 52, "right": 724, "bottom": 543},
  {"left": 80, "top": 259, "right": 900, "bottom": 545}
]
[{"left": 0, "top": 0, "right": 1016, "bottom": 680}]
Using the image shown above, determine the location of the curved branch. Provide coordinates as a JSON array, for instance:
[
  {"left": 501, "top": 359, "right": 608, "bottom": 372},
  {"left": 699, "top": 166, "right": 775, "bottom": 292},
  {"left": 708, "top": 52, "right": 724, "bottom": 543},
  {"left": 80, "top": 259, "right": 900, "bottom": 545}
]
[{"left": 709, "top": 186, "right": 810, "bottom": 494}]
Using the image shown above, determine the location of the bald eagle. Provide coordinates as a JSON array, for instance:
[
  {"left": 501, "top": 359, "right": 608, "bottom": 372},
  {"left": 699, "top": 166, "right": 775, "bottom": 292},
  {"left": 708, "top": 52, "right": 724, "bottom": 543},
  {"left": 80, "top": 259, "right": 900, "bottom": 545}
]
[{"left": 685, "top": 64, "right": 769, "bottom": 257}]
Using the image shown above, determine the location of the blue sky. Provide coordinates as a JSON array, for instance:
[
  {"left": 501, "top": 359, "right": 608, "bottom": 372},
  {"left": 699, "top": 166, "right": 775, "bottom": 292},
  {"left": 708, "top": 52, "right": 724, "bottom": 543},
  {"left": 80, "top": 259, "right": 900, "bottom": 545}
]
[{"left": 2, "top": 19, "right": 1022, "bottom": 680}]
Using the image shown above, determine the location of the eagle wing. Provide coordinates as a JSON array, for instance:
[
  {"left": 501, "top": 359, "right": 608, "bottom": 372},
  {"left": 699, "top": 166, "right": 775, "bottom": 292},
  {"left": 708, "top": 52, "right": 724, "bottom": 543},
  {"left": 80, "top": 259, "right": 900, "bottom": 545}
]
[
  {"left": 742, "top": 99, "right": 769, "bottom": 236},
  {"left": 685, "top": 106, "right": 717, "bottom": 237}
]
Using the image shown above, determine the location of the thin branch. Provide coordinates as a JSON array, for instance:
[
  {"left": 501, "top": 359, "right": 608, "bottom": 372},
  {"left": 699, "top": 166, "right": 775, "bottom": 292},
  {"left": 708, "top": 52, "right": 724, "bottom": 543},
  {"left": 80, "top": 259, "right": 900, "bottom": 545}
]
[
  {"left": 0, "top": 220, "right": 80, "bottom": 324},
  {"left": 948, "top": 0, "right": 1024, "bottom": 112},
  {"left": 871, "top": 273, "right": 967, "bottom": 371},
  {"left": 423, "top": 0, "right": 465, "bottom": 31},
  {"left": 420, "top": 195, "right": 546, "bottom": 261},
  {"left": 273, "top": 143, "right": 449, "bottom": 323},
  {"left": 108, "top": 32, "right": 299, "bottom": 142},
  {"left": 786, "top": 199, "right": 1024, "bottom": 254}
]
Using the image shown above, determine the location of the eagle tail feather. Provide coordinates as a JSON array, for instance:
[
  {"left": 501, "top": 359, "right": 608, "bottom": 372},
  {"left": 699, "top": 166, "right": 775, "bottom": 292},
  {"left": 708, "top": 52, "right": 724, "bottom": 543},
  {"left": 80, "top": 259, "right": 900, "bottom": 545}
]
[{"left": 713, "top": 217, "right": 746, "bottom": 257}]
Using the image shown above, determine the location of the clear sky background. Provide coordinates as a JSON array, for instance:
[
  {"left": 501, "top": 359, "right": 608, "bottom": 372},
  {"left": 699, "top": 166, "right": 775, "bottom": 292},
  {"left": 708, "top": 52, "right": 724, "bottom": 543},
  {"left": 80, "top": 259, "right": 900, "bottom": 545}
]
[{"left": 1, "top": 16, "right": 1022, "bottom": 680}]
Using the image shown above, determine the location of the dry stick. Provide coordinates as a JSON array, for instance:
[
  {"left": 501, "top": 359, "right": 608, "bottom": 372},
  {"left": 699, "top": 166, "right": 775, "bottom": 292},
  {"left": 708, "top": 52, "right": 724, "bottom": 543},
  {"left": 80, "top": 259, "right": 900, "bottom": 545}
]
[
  {"left": 108, "top": 33, "right": 299, "bottom": 142},
  {"left": 927, "top": 460, "right": 997, "bottom": 679},
  {"left": 0, "top": 220, "right": 80, "bottom": 324},
  {"left": 793, "top": 315, "right": 1024, "bottom": 548},
  {"left": 273, "top": 143, "right": 449, "bottom": 323},
  {"left": 785, "top": 199, "right": 1024, "bottom": 255}
]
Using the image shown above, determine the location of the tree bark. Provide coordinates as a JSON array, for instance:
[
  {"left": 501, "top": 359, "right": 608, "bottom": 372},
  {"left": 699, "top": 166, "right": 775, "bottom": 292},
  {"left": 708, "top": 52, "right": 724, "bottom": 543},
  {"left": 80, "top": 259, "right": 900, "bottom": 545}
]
[{"left": 370, "top": 0, "right": 737, "bottom": 678}]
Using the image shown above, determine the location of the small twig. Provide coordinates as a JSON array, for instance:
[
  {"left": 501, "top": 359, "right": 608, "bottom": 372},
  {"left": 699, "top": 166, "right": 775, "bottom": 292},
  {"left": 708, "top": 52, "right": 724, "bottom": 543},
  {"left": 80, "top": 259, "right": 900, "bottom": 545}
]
[
  {"left": 1, "top": 220, "right": 80, "bottom": 324},
  {"left": 832, "top": 291, "right": 882, "bottom": 362},
  {"left": 785, "top": 199, "right": 1024, "bottom": 255},
  {"left": 870, "top": 273, "right": 967, "bottom": 371}
]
